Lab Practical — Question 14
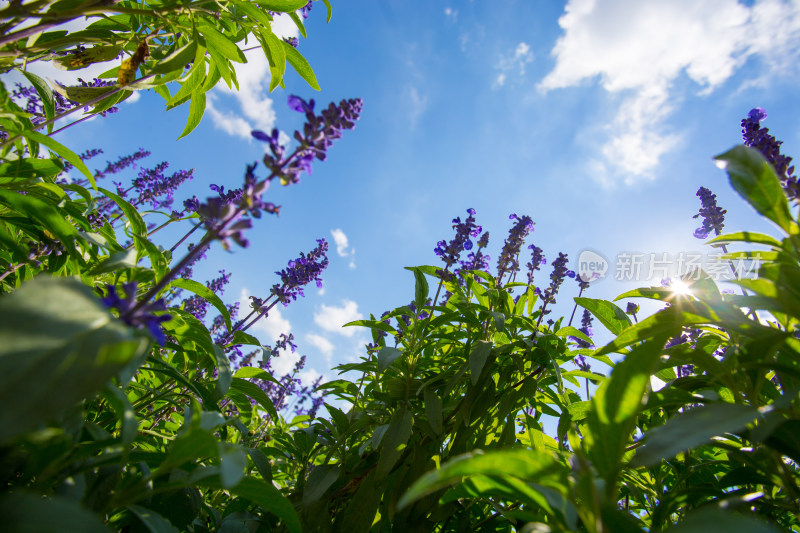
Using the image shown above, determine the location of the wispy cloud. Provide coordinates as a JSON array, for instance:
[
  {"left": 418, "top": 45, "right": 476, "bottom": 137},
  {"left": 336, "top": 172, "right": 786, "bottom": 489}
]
[
  {"left": 444, "top": 7, "right": 458, "bottom": 21},
  {"left": 330, "top": 228, "right": 356, "bottom": 268},
  {"left": 314, "top": 300, "right": 363, "bottom": 337},
  {"left": 306, "top": 332, "right": 335, "bottom": 366},
  {"left": 494, "top": 42, "right": 534, "bottom": 88},
  {"left": 540, "top": 0, "right": 800, "bottom": 184}
]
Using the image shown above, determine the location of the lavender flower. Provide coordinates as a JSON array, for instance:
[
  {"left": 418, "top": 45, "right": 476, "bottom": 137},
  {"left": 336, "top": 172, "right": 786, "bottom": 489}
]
[
  {"left": 257, "top": 95, "right": 363, "bottom": 185},
  {"left": 692, "top": 187, "right": 726, "bottom": 239},
  {"left": 496, "top": 214, "right": 534, "bottom": 285},
  {"left": 271, "top": 239, "right": 330, "bottom": 305},
  {"left": 132, "top": 162, "right": 195, "bottom": 209},
  {"left": 526, "top": 245, "right": 546, "bottom": 285},
  {"left": 434, "top": 208, "right": 482, "bottom": 271},
  {"left": 95, "top": 149, "right": 151, "bottom": 180},
  {"left": 102, "top": 282, "right": 171, "bottom": 345},
  {"left": 542, "top": 252, "right": 570, "bottom": 305},
  {"left": 742, "top": 107, "right": 799, "bottom": 202},
  {"left": 195, "top": 197, "right": 252, "bottom": 250},
  {"left": 626, "top": 302, "right": 639, "bottom": 317}
]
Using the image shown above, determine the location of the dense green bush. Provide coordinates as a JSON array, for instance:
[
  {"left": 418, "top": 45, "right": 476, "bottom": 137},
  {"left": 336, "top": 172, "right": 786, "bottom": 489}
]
[{"left": 1, "top": 2, "right": 799, "bottom": 532}]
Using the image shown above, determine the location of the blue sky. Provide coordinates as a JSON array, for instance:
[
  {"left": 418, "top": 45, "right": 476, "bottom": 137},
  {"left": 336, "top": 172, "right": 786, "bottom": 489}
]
[{"left": 9, "top": 0, "right": 800, "bottom": 388}]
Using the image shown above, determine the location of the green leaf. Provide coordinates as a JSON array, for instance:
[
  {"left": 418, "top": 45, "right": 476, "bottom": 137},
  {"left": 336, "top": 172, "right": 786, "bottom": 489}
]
[
  {"left": 377, "top": 408, "right": 413, "bottom": 477},
  {"left": 18, "top": 69, "right": 55, "bottom": 133},
  {"left": 0, "top": 277, "right": 149, "bottom": 443},
  {"left": 707, "top": 231, "right": 782, "bottom": 248},
  {"left": 0, "top": 157, "right": 63, "bottom": 179},
  {"left": 89, "top": 248, "right": 138, "bottom": 275},
  {"left": 53, "top": 45, "right": 121, "bottom": 70},
  {"left": 253, "top": 0, "right": 310, "bottom": 10},
  {"left": 288, "top": 11, "right": 307, "bottom": 38},
  {"left": 633, "top": 403, "right": 761, "bottom": 467},
  {"left": 321, "top": 0, "right": 333, "bottom": 22},
  {"left": 0, "top": 492, "right": 111, "bottom": 532},
  {"left": 575, "top": 297, "right": 632, "bottom": 335},
  {"left": 171, "top": 278, "right": 231, "bottom": 332},
  {"left": 412, "top": 267, "right": 429, "bottom": 312},
  {"left": 127, "top": 505, "right": 180, "bottom": 533},
  {"left": 259, "top": 26, "right": 286, "bottom": 91},
  {"left": 150, "top": 40, "right": 197, "bottom": 75},
  {"left": 198, "top": 22, "right": 246, "bottom": 63},
  {"left": 99, "top": 187, "right": 146, "bottom": 235},
  {"left": 198, "top": 476, "right": 301, "bottom": 533},
  {"left": 233, "top": 366, "right": 281, "bottom": 385},
  {"left": 21, "top": 130, "right": 96, "bottom": 188},
  {"left": 377, "top": 346, "right": 402, "bottom": 373},
  {"left": 469, "top": 340, "right": 492, "bottom": 385},
  {"left": 213, "top": 345, "right": 233, "bottom": 401},
  {"left": 218, "top": 444, "right": 248, "bottom": 488},
  {"left": 0, "top": 189, "right": 81, "bottom": 259},
  {"left": 595, "top": 307, "right": 694, "bottom": 357},
  {"left": 228, "top": 377, "right": 279, "bottom": 421},
  {"left": 302, "top": 464, "right": 340, "bottom": 506},
  {"left": 424, "top": 387, "right": 443, "bottom": 435},
  {"left": 715, "top": 145, "right": 798, "bottom": 235},
  {"left": 177, "top": 91, "right": 205, "bottom": 139},
  {"left": 52, "top": 81, "right": 116, "bottom": 105},
  {"left": 398, "top": 448, "right": 565, "bottom": 510},
  {"left": 664, "top": 506, "right": 783, "bottom": 533},
  {"left": 282, "top": 41, "right": 320, "bottom": 90},
  {"left": 585, "top": 337, "right": 669, "bottom": 480},
  {"left": 102, "top": 384, "right": 138, "bottom": 445}
]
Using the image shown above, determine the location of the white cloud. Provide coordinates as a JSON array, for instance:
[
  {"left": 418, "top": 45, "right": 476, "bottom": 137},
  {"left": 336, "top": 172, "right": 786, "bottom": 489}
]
[
  {"left": 331, "top": 228, "right": 350, "bottom": 256},
  {"left": 306, "top": 332, "right": 335, "bottom": 367},
  {"left": 270, "top": 345, "right": 301, "bottom": 376},
  {"left": 540, "top": 0, "right": 800, "bottom": 183},
  {"left": 444, "top": 7, "right": 458, "bottom": 21},
  {"left": 406, "top": 85, "right": 428, "bottom": 128},
  {"left": 493, "top": 41, "right": 534, "bottom": 88},
  {"left": 238, "top": 288, "right": 291, "bottom": 343},
  {"left": 314, "top": 300, "right": 363, "bottom": 337}
]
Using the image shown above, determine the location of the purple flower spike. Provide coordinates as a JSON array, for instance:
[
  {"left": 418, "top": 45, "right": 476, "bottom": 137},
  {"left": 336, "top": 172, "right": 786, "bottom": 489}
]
[
  {"left": 271, "top": 239, "right": 330, "bottom": 305},
  {"left": 692, "top": 187, "right": 726, "bottom": 239},
  {"left": 742, "top": 107, "right": 799, "bottom": 203},
  {"left": 496, "top": 214, "right": 534, "bottom": 284}
]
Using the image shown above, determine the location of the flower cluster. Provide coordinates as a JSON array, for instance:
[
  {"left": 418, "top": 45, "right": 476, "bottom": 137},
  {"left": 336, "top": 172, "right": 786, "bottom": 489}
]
[
  {"left": 94, "top": 149, "right": 151, "bottom": 180},
  {"left": 540, "top": 252, "right": 570, "bottom": 306},
  {"left": 742, "top": 107, "right": 798, "bottom": 202},
  {"left": 255, "top": 95, "right": 363, "bottom": 185},
  {"left": 434, "top": 208, "right": 482, "bottom": 271},
  {"left": 692, "top": 187, "right": 726, "bottom": 239},
  {"left": 526, "top": 245, "right": 546, "bottom": 285},
  {"left": 102, "top": 282, "right": 171, "bottom": 345},
  {"left": 131, "top": 162, "right": 195, "bottom": 209},
  {"left": 271, "top": 239, "right": 330, "bottom": 305},
  {"left": 496, "top": 214, "right": 534, "bottom": 285}
]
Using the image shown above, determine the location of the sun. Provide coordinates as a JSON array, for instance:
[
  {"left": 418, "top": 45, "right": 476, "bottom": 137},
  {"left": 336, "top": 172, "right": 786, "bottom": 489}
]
[{"left": 669, "top": 279, "right": 694, "bottom": 297}]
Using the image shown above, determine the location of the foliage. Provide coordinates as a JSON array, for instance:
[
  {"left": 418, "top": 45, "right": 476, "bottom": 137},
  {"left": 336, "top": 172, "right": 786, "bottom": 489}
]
[{"left": 1, "top": 2, "right": 799, "bottom": 531}]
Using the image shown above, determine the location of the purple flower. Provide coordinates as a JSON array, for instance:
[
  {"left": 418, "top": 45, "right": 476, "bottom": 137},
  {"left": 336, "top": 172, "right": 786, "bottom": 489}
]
[
  {"left": 526, "top": 245, "right": 546, "bottom": 285},
  {"left": 742, "top": 107, "right": 799, "bottom": 203},
  {"left": 692, "top": 187, "right": 726, "bottom": 239},
  {"left": 132, "top": 162, "right": 195, "bottom": 209},
  {"left": 265, "top": 97, "right": 363, "bottom": 185},
  {"left": 496, "top": 214, "right": 534, "bottom": 285},
  {"left": 94, "top": 149, "right": 151, "bottom": 180},
  {"left": 102, "top": 282, "right": 171, "bottom": 345},
  {"left": 271, "top": 239, "right": 330, "bottom": 305},
  {"left": 626, "top": 302, "right": 639, "bottom": 316},
  {"left": 288, "top": 95, "right": 315, "bottom": 114},
  {"left": 434, "top": 208, "right": 482, "bottom": 271},
  {"left": 182, "top": 270, "right": 232, "bottom": 321},
  {"left": 542, "top": 252, "right": 570, "bottom": 305}
]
